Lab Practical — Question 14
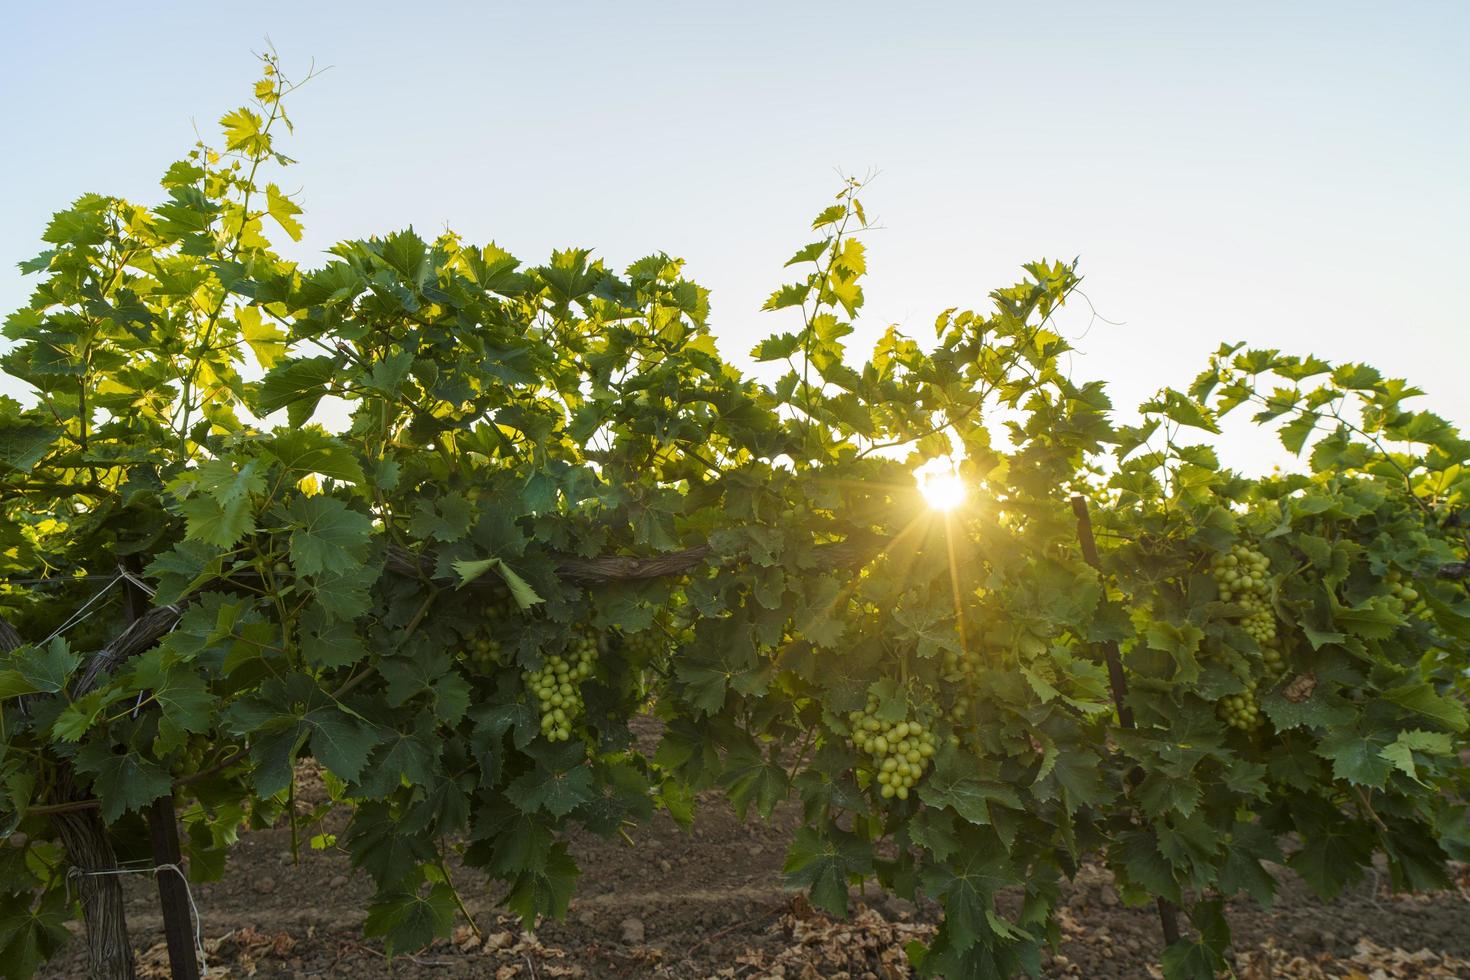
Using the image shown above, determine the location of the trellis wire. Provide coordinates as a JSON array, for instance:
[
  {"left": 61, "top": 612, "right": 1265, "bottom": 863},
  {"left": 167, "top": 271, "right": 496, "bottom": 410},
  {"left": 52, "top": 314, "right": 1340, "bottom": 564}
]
[
  {"left": 39, "top": 573, "right": 122, "bottom": 646},
  {"left": 67, "top": 860, "right": 208, "bottom": 975},
  {"left": 115, "top": 564, "right": 156, "bottom": 598}
]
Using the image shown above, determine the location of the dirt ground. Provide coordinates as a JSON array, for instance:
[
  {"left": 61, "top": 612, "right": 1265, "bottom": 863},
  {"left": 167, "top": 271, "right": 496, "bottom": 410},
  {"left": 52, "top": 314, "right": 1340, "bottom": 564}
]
[{"left": 37, "top": 754, "right": 1470, "bottom": 980}]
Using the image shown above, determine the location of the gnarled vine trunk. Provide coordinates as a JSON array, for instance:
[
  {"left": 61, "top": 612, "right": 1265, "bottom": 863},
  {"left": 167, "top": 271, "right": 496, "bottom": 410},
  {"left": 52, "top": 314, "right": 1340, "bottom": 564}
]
[{"left": 51, "top": 807, "right": 135, "bottom": 979}]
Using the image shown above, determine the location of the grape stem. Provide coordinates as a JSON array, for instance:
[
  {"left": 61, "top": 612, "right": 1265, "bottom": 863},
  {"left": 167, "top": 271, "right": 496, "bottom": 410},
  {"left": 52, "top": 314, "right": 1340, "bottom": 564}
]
[{"left": 785, "top": 727, "right": 817, "bottom": 783}]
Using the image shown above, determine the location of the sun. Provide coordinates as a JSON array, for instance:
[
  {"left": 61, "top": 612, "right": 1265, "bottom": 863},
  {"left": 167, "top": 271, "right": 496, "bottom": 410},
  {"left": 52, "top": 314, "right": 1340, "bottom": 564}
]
[{"left": 915, "top": 457, "right": 967, "bottom": 511}]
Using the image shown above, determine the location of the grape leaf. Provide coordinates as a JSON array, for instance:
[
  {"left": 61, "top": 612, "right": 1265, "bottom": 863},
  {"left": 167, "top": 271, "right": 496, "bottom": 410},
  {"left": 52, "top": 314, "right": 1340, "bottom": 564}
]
[
  {"left": 1136, "top": 772, "right": 1202, "bottom": 818},
  {"left": 1160, "top": 900, "right": 1229, "bottom": 980},
  {"left": 918, "top": 835, "right": 1011, "bottom": 953},
  {"left": 1145, "top": 621, "right": 1204, "bottom": 683},
  {"left": 285, "top": 496, "right": 373, "bottom": 577},
  {"left": 509, "top": 763, "right": 596, "bottom": 818},
  {"left": 1288, "top": 806, "right": 1372, "bottom": 900},
  {"left": 74, "top": 741, "right": 173, "bottom": 822},
  {"left": 1111, "top": 830, "right": 1180, "bottom": 904},
  {"left": 179, "top": 494, "right": 254, "bottom": 548},
  {"left": 264, "top": 427, "right": 365, "bottom": 484},
  {"left": 1315, "top": 727, "right": 1394, "bottom": 788},
  {"left": 783, "top": 825, "right": 872, "bottom": 917},
  {"left": 363, "top": 884, "right": 455, "bottom": 955},
  {"left": 264, "top": 183, "right": 303, "bottom": 242},
  {"left": 1383, "top": 681, "right": 1468, "bottom": 732},
  {"left": 223, "top": 675, "right": 379, "bottom": 793},
  {"left": 237, "top": 305, "right": 286, "bottom": 369},
  {"left": 720, "top": 742, "right": 788, "bottom": 821},
  {"left": 919, "top": 746, "right": 1022, "bottom": 825},
  {"left": 0, "top": 419, "right": 60, "bottom": 472},
  {"left": 124, "top": 651, "right": 212, "bottom": 734},
  {"left": 0, "top": 640, "right": 79, "bottom": 697},
  {"left": 345, "top": 803, "right": 437, "bottom": 887},
  {"left": 0, "top": 891, "right": 70, "bottom": 980},
  {"left": 452, "top": 557, "right": 544, "bottom": 610},
  {"left": 1380, "top": 729, "right": 1454, "bottom": 785},
  {"left": 502, "top": 843, "right": 579, "bottom": 926}
]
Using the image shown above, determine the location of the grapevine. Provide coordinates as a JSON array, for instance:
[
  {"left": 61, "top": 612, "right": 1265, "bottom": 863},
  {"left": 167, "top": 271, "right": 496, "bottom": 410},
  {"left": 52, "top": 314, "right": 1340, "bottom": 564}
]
[{"left": 0, "top": 59, "right": 1465, "bottom": 980}]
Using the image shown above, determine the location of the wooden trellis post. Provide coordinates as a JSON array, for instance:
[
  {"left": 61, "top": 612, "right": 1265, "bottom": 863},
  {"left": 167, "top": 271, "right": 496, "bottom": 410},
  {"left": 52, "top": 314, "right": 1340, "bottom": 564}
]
[
  {"left": 121, "top": 558, "right": 202, "bottom": 980},
  {"left": 145, "top": 795, "right": 200, "bottom": 980}
]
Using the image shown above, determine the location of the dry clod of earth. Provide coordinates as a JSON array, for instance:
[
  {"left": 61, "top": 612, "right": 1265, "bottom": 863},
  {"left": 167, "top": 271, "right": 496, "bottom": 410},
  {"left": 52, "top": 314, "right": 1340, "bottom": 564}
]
[
  {"left": 711, "top": 897, "right": 936, "bottom": 980},
  {"left": 135, "top": 927, "right": 297, "bottom": 978},
  {"left": 1230, "top": 938, "right": 1470, "bottom": 980}
]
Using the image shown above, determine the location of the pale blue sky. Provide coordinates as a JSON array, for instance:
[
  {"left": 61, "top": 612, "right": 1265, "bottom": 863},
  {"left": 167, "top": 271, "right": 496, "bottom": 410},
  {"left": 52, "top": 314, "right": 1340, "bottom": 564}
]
[{"left": 3, "top": 1, "right": 1466, "bottom": 469}]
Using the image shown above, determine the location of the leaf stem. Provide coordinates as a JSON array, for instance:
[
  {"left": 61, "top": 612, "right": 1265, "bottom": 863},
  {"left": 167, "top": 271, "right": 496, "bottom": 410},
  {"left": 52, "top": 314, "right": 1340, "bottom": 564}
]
[{"left": 437, "top": 856, "right": 481, "bottom": 938}]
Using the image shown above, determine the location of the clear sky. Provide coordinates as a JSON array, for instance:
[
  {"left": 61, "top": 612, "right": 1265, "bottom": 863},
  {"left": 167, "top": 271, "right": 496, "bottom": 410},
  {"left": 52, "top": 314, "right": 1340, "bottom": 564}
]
[{"left": 3, "top": 1, "right": 1466, "bottom": 470}]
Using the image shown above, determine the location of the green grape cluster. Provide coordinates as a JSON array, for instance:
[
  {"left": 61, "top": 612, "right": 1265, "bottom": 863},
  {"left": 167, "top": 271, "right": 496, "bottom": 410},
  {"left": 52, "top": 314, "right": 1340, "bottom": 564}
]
[
  {"left": 622, "top": 626, "right": 666, "bottom": 662},
  {"left": 946, "top": 692, "right": 973, "bottom": 723},
  {"left": 1218, "top": 677, "right": 1264, "bottom": 731},
  {"left": 467, "top": 602, "right": 520, "bottom": 669},
  {"left": 465, "top": 599, "right": 515, "bottom": 670},
  {"left": 941, "top": 647, "right": 982, "bottom": 723},
  {"left": 847, "top": 699, "right": 936, "bottom": 801},
  {"left": 525, "top": 629, "right": 599, "bottom": 742},
  {"left": 1212, "top": 543, "right": 1276, "bottom": 645},
  {"left": 171, "top": 736, "right": 210, "bottom": 777},
  {"left": 1385, "top": 569, "right": 1421, "bottom": 614},
  {"left": 940, "top": 648, "right": 976, "bottom": 684},
  {"left": 468, "top": 631, "right": 504, "bottom": 669}
]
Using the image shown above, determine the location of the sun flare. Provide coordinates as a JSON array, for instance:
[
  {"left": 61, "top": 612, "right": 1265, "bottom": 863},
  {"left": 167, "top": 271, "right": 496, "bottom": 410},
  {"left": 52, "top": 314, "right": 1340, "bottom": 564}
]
[{"left": 916, "top": 458, "right": 967, "bottom": 511}]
